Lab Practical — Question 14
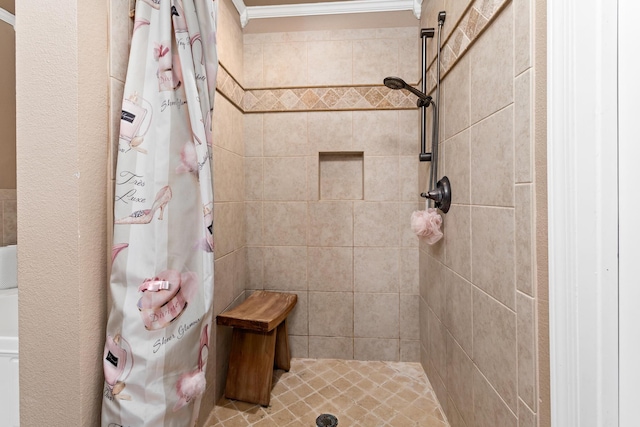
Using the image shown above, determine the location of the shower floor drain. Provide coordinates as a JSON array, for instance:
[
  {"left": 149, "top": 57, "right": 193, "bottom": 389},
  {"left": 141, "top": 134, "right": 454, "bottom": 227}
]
[{"left": 316, "top": 413, "right": 338, "bottom": 427}]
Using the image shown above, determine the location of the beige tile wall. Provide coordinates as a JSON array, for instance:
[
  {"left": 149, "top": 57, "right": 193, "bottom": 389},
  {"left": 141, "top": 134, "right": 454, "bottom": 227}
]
[
  {"left": 418, "top": 1, "right": 543, "bottom": 427},
  {"left": 0, "top": 189, "right": 17, "bottom": 246},
  {"left": 107, "top": 0, "right": 246, "bottom": 419},
  {"left": 243, "top": 26, "right": 423, "bottom": 363}
]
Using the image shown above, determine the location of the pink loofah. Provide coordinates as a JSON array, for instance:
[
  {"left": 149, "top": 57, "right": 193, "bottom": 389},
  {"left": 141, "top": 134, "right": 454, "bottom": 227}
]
[{"left": 411, "top": 208, "right": 443, "bottom": 245}]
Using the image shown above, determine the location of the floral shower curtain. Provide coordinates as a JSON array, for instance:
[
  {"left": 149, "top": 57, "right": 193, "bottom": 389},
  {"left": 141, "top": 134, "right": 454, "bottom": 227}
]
[{"left": 102, "top": 0, "right": 217, "bottom": 425}]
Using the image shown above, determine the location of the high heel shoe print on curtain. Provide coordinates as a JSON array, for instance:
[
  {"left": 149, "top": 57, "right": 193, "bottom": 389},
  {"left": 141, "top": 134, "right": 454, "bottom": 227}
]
[{"left": 115, "top": 186, "right": 172, "bottom": 225}]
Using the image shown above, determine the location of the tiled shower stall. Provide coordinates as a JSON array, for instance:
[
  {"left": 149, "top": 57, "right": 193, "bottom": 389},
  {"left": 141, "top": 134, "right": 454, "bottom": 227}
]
[{"left": 105, "top": 0, "right": 546, "bottom": 425}]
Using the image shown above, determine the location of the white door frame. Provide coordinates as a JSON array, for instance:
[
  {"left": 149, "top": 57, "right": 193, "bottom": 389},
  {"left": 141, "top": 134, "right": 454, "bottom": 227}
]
[
  {"left": 548, "top": 0, "right": 619, "bottom": 426},
  {"left": 618, "top": 0, "right": 640, "bottom": 424}
]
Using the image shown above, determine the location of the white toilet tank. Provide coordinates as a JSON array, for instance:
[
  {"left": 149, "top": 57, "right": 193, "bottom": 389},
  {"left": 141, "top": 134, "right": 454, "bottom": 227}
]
[{"left": 0, "top": 244, "right": 19, "bottom": 426}]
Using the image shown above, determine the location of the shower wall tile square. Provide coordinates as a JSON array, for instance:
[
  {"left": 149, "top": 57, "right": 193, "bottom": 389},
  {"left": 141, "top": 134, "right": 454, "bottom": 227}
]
[
  {"left": 319, "top": 155, "right": 363, "bottom": 200},
  {"left": 399, "top": 340, "right": 420, "bottom": 362},
  {"left": 263, "top": 42, "right": 308, "bottom": 87},
  {"left": 444, "top": 397, "right": 466, "bottom": 427},
  {"left": 364, "top": 156, "right": 399, "bottom": 201},
  {"left": 309, "top": 336, "right": 354, "bottom": 360},
  {"left": 400, "top": 294, "right": 420, "bottom": 340},
  {"left": 516, "top": 184, "right": 534, "bottom": 295},
  {"left": 243, "top": 114, "right": 263, "bottom": 157},
  {"left": 400, "top": 202, "right": 420, "bottom": 248},
  {"left": 263, "top": 157, "right": 307, "bottom": 200},
  {"left": 243, "top": 43, "right": 263, "bottom": 88},
  {"left": 264, "top": 246, "right": 307, "bottom": 291},
  {"left": 289, "top": 335, "right": 309, "bottom": 358},
  {"left": 443, "top": 0, "right": 469, "bottom": 42},
  {"left": 213, "top": 96, "right": 245, "bottom": 156},
  {"left": 262, "top": 202, "right": 307, "bottom": 246},
  {"left": 244, "top": 201, "right": 263, "bottom": 246},
  {"left": 284, "top": 290, "right": 308, "bottom": 336},
  {"left": 517, "top": 291, "right": 537, "bottom": 411},
  {"left": 446, "top": 333, "right": 475, "bottom": 427},
  {"left": 308, "top": 111, "right": 353, "bottom": 152},
  {"left": 244, "top": 157, "right": 263, "bottom": 201},
  {"left": 425, "top": 253, "right": 446, "bottom": 321},
  {"left": 518, "top": 398, "right": 537, "bottom": 427},
  {"left": 213, "top": 146, "right": 244, "bottom": 202},
  {"left": 473, "top": 288, "right": 517, "bottom": 412},
  {"left": 400, "top": 247, "right": 419, "bottom": 294},
  {"left": 515, "top": 70, "right": 533, "bottom": 183},
  {"left": 308, "top": 247, "right": 353, "bottom": 292},
  {"left": 419, "top": 296, "right": 429, "bottom": 347},
  {"left": 398, "top": 109, "right": 421, "bottom": 156},
  {"left": 471, "top": 206, "right": 515, "bottom": 309},
  {"left": 514, "top": 0, "right": 532, "bottom": 76},
  {"left": 263, "top": 112, "right": 309, "bottom": 157},
  {"left": 444, "top": 268, "right": 473, "bottom": 355},
  {"left": 307, "top": 40, "right": 353, "bottom": 86},
  {"left": 217, "top": 0, "right": 244, "bottom": 85},
  {"left": 307, "top": 156, "right": 320, "bottom": 201},
  {"left": 473, "top": 368, "right": 517, "bottom": 427},
  {"left": 470, "top": 105, "right": 514, "bottom": 207},
  {"left": 443, "top": 54, "right": 470, "bottom": 140},
  {"left": 443, "top": 206, "right": 471, "bottom": 282},
  {"left": 353, "top": 201, "right": 399, "bottom": 247},
  {"left": 309, "top": 291, "right": 354, "bottom": 337},
  {"left": 307, "top": 201, "right": 353, "bottom": 247},
  {"left": 354, "top": 338, "right": 399, "bottom": 361},
  {"left": 108, "top": 0, "right": 131, "bottom": 82},
  {"left": 214, "top": 202, "right": 244, "bottom": 258},
  {"left": 353, "top": 111, "right": 399, "bottom": 156},
  {"left": 354, "top": 247, "right": 399, "bottom": 293},
  {"left": 444, "top": 130, "right": 470, "bottom": 205},
  {"left": 353, "top": 39, "right": 399, "bottom": 85},
  {"left": 245, "top": 247, "right": 263, "bottom": 289},
  {"left": 469, "top": 3, "right": 514, "bottom": 124},
  {"left": 428, "top": 308, "right": 447, "bottom": 377},
  {"left": 399, "top": 156, "right": 419, "bottom": 201},
  {"left": 354, "top": 293, "right": 399, "bottom": 339},
  {"left": 397, "top": 36, "right": 422, "bottom": 85}
]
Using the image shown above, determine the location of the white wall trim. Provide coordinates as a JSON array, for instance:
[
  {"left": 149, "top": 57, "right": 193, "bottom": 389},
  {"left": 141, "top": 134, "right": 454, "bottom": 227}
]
[
  {"left": 618, "top": 0, "right": 640, "bottom": 424},
  {"left": 548, "top": 0, "right": 619, "bottom": 425},
  {"left": 231, "top": 0, "right": 422, "bottom": 28},
  {"left": 0, "top": 8, "right": 15, "bottom": 28}
]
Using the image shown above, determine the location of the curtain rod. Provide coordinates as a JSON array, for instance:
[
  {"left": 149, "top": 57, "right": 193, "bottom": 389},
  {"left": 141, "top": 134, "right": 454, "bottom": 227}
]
[{"left": 0, "top": 7, "right": 15, "bottom": 28}]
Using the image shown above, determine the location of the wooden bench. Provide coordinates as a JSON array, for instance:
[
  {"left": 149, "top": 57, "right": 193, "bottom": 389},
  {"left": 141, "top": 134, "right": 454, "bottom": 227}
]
[{"left": 216, "top": 291, "right": 297, "bottom": 406}]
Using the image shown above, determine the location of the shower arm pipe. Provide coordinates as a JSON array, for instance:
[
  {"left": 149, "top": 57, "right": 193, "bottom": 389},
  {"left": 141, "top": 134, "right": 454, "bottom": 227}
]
[{"left": 419, "top": 28, "right": 434, "bottom": 163}]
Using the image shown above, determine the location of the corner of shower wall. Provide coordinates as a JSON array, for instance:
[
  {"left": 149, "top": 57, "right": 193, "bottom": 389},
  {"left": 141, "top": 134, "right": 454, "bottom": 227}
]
[{"left": 417, "top": 0, "right": 543, "bottom": 426}]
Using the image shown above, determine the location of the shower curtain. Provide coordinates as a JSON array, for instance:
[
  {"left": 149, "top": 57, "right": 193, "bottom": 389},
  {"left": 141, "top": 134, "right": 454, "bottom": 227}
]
[{"left": 102, "top": 0, "right": 217, "bottom": 425}]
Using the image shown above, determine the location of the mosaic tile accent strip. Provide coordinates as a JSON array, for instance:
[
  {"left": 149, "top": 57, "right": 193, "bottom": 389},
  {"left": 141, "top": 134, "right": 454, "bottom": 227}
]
[
  {"left": 216, "top": 64, "right": 245, "bottom": 110},
  {"left": 426, "top": 0, "right": 510, "bottom": 93},
  {"left": 214, "top": 60, "right": 419, "bottom": 113},
  {"left": 204, "top": 358, "right": 449, "bottom": 426},
  {"left": 243, "top": 86, "right": 418, "bottom": 113}
]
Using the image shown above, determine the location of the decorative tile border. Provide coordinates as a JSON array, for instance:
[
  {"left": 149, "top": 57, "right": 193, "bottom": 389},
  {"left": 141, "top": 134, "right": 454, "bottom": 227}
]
[
  {"left": 216, "top": 0, "right": 509, "bottom": 112},
  {"left": 243, "top": 85, "right": 417, "bottom": 112},
  {"left": 215, "top": 61, "right": 418, "bottom": 113},
  {"left": 426, "top": 0, "right": 510, "bottom": 92}
]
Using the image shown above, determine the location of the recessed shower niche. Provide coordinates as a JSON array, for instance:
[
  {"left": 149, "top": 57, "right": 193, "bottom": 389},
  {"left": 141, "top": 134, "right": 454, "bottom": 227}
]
[{"left": 318, "top": 152, "right": 364, "bottom": 200}]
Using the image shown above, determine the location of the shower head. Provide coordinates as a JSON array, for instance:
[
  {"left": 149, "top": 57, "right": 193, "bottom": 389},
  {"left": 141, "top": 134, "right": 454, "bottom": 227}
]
[{"left": 383, "top": 76, "right": 432, "bottom": 107}]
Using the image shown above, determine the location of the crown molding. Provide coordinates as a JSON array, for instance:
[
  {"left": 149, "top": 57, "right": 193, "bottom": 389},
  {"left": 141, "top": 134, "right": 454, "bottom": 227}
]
[
  {"left": 232, "top": 0, "right": 422, "bottom": 28},
  {"left": 0, "top": 8, "right": 15, "bottom": 28}
]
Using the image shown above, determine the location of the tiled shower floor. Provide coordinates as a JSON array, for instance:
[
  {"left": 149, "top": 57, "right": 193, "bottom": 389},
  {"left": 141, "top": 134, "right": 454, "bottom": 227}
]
[{"left": 204, "top": 358, "right": 449, "bottom": 426}]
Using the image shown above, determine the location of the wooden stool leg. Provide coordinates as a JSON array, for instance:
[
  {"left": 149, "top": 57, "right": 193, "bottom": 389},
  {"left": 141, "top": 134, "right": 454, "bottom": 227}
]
[
  {"left": 274, "top": 319, "right": 291, "bottom": 371},
  {"left": 225, "top": 328, "right": 276, "bottom": 406}
]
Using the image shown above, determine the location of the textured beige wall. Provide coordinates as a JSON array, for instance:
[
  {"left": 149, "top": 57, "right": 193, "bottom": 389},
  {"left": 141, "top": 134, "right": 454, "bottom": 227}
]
[
  {"left": 16, "top": 0, "right": 108, "bottom": 426},
  {"left": 417, "top": 0, "right": 546, "bottom": 426},
  {"left": 0, "top": 20, "right": 16, "bottom": 189}
]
